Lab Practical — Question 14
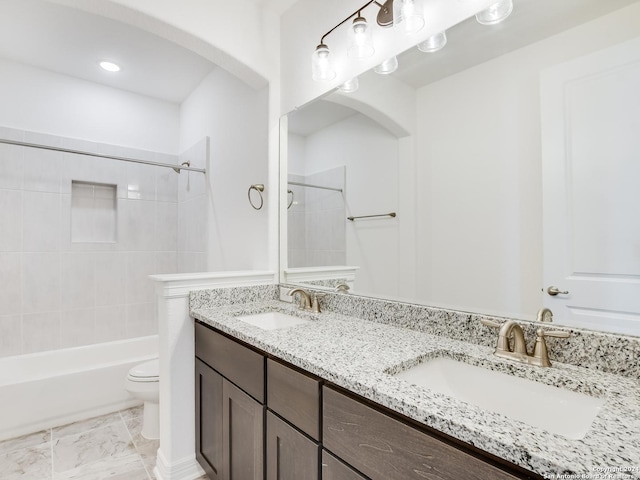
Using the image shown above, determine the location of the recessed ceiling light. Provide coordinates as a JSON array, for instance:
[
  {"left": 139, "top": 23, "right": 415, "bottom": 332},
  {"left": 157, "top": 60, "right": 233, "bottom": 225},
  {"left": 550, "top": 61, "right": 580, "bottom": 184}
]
[{"left": 99, "top": 61, "right": 121, "bottom": 72}]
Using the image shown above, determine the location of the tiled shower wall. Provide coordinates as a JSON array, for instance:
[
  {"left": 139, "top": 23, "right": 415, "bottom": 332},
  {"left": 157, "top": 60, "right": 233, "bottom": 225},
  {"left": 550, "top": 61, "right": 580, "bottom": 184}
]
[
  {"left": 0, "top": 127, "right": 205, "bottom": 357},
  {"left": 287, "top": 166, "right": 345, "bottom": 267}
]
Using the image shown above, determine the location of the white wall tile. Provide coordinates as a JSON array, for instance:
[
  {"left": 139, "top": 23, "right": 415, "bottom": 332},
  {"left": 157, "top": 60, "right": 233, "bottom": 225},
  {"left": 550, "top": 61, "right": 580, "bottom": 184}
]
[
  {"left": 155, "top": 252, "right": 177, "bottom": 275},
  {"left": 126, "top": 302, "right": 156, "bottom": 337},
  {"left": 94, "top": 252, "right": 126, "bottom": 307},
  {"left": 0, "top": 253, "right": 21, "bottom": 316},
  {"left": 23, "top": 311, "right": 60, "bottom": 354},
  {"left": 22, "top": 252, "right": 60, "bottom": 314},
  {"left": 156, "top": 165, "right": 179, "bottom": 202},
  {"left": 0, "top": 143, "right": 24, "bottom": 190},
  {"left": 125, "top": 252, "right": 156, "bottom": 304},
  {"left": 0, "top": 314, "right": 21, "bottom": 357},
  {"left": 22, "top": 148, "right": 62, "bottom": 193},
  {"left": 126, "top": 162, "right": 156, "bottom": 200},
  {"left": 155, "top": 202, "right": 177, "bottom": 251},
  {"left": 22, "top": 191, "right": 60, "bottom": 252},
  {"left": 95, "top": 305, "right": 127, "bottom": 342},
  {"left": 60, "top": 308, "right": 95, "bottom": 348},
  {"left": 61, "top": 252, "right": 95, "bottom": 310},
  {"left": 119, "top": 200, "right": 155, "bottom": 251},
  {"left": 0, "top": 190, "right": 22, "bottom": 252}
]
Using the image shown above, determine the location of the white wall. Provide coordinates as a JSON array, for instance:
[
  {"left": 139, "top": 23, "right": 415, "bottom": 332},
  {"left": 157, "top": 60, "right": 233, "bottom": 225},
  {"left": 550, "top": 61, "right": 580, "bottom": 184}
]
[
  {"left": 0, "top": 57, "right": 179, "bottom": 153},
  {"left": 180, "top": 69, "right": 270, "bottom": 271},
  {"left": 302, "top": 113, "right": 400, "bottom": 296},
  {"left": 415, "top": 3, "right": 640, "bottom": 319}
]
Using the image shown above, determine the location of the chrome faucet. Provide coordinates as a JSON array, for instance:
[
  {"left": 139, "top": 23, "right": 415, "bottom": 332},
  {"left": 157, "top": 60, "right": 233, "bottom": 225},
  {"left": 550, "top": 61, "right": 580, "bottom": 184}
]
[
  {"left": 287, "top": 288, "right": 324, "bottom": 313},
  {"left": 536, "top": 307, "right": 553, "bottom": 323},
  {"left": 481, "top": 318, "right": 570, "bottom": 367}
]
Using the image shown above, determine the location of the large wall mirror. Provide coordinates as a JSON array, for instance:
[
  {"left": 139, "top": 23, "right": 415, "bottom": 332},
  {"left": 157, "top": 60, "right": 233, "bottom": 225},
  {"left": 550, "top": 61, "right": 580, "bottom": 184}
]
[{"left": 280, "top": 0, "right": 640, "bottom": 337}]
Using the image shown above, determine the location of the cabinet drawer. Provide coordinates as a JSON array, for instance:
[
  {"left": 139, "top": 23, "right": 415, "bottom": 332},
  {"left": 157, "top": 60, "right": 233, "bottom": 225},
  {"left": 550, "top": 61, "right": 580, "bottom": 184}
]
[
  {"left": 267, "top": 359, "right": 321, "bottom": 440},
  {"left": 195, "top": 323, "right": 264, "bottom": 403},
  {"left": 322, "top": 450, "right": 368, "bottom": 480},
  {"left": 323, "top": 387, "right": 523, "bottom": 480}
]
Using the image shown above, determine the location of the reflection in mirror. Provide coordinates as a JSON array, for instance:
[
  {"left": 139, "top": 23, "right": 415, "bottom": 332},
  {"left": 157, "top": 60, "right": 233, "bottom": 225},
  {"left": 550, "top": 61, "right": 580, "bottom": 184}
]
[{"left": 282, "top": 0, "right": 640, "bottom": 336}]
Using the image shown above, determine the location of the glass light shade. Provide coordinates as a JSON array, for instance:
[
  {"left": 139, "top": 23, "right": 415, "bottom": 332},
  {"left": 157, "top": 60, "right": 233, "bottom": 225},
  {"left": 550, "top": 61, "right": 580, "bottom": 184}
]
[
  {"left": 374, "top": 56, "right": 398, "bottom": 75},
  {"left": 393, "top": 0, "right": 425, "bottom": 35},
  {"left": 475, "top": 0, "right": 513, "bottom": 25},
  {"left": 311, "top": 44, "right": 336, "bottom": 82},
  {"left": 339, "top": 77, "right": 359, "bottom": 93},
  {"left": 417, "top": 31, "right": 447, "bottom": 53},
  {"left": 348, "top": 16, "right": 375, "bottom": 58}
]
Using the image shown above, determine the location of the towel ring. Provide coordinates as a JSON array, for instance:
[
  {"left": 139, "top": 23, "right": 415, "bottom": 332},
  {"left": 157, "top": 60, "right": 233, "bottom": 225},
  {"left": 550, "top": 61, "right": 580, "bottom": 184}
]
[
  {"left": 287, "top": 189, "right": 294, "bottom": 209},
  {"left": 248, "top": 184, "right": 264, "bottom": 210}
]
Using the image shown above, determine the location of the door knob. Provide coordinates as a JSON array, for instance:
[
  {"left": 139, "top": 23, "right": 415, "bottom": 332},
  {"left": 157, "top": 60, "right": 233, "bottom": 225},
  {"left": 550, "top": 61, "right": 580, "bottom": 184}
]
[{"left": 547, "top": 286, "right": 569, "bottom": 296}]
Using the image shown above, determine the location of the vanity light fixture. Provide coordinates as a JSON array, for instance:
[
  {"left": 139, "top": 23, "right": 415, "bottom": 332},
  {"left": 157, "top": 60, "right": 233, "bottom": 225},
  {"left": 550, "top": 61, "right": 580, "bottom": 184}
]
[
  {"left": 99, "top": 61, "right": 120, "bottom": 72},
  {"left": 374, "top": 56, "right": 398, "bottom": 74},
  {"left": 475, "top": 0, "right": 513, "bottom": 25},
  {"left": 417, "top": 30, "right": 447, "bottom": 53},
  {"left": 311, "top": 0, "right": 423, "bottom": 81},
  {"left": 312, "top": 0, "right": 513, "bottom": 81},
  {"left": 393, "top": 0, "right": 425, "bottom": 35},
  {"left": 339, "top": 77, "right": 360, "bottom": 93},
  {"left": 348, "top": 15, "right": 375, "bottom": 58}
]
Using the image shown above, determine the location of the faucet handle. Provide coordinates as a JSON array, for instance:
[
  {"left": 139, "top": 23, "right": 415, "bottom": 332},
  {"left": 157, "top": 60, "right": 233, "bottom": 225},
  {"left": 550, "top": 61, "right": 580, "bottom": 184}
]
[
  {"left": 480, "top": 318, "right": 501, "bottom": 329},
  {"left": 538, "top": 328, "right": 571, "bottom": 339},
  {"left": 310, "top": 293, "right": 326, "bottom": 313}
]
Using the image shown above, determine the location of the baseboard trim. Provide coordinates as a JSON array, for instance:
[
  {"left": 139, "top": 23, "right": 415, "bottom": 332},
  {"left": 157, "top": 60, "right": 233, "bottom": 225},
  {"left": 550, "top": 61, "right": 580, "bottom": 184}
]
[{"left": 153, "top": 448, "right": 206, "bottom": 480}]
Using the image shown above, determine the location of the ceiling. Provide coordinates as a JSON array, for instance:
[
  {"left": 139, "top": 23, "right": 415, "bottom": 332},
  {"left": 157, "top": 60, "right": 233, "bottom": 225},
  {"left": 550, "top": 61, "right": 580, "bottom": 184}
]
[{"left": 0, "top": 0, "right": 215, "bottom": 103}]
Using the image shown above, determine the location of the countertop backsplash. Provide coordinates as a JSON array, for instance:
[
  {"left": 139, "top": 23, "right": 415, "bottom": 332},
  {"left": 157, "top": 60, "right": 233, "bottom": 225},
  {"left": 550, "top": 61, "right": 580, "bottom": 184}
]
[{"left": 188, "top": 283, "right": 640, "bottom": 379}]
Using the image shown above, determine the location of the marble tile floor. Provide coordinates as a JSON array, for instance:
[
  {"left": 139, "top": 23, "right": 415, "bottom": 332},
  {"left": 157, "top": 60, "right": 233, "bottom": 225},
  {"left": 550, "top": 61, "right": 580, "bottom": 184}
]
[{"left": 0, "top": 406, "right": 177, "bottom": 480}]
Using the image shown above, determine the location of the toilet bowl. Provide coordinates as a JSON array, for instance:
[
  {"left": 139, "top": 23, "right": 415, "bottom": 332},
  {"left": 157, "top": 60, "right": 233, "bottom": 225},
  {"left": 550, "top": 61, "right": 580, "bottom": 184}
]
[{"left": 125, "top": 358, "right": 159, "bottom": 439}]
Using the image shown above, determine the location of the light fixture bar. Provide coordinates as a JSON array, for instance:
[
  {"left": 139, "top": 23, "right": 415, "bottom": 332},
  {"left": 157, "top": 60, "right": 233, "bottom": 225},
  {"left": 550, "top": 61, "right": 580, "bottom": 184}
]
[{"left": 319, "top": 0, "right": 383, "bottom": 45}]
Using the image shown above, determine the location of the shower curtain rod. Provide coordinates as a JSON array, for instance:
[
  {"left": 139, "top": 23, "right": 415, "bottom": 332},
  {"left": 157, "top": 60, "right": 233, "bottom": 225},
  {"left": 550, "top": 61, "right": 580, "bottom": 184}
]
[
  {"left": 0, "top": 138, "right": 206, "bottom": 174},
  {"left": 287, "top": 180, "right": 343, "bottom": 193}
]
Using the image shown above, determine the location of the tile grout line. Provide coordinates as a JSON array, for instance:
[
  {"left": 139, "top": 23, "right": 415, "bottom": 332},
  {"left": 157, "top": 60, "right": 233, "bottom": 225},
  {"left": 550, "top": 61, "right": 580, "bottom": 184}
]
[
  {"left": 119, "top": 409, "right": 153, "bottom": 480},
  {"left": 50, "top": 427, "right": 54, "bottom": 480}
]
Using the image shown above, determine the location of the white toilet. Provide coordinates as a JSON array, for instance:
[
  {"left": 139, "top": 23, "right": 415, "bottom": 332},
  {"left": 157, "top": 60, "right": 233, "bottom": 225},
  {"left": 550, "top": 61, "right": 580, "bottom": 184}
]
[{"left": 125, "top": 358, "right": 160, "bottom": 439}]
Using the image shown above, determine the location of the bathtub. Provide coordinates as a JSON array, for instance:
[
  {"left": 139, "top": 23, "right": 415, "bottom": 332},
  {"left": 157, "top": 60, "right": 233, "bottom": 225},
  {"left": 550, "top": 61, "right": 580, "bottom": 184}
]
[{"left": 0, "top": 335, "right": 158, "bottom": 441}]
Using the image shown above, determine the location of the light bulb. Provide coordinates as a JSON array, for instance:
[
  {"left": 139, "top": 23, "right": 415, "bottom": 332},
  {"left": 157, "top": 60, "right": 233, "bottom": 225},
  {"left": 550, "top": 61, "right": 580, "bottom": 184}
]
[
  {"left": 348, "top": 16, "right": 375, "bottom": 58},
  {"left": 417, "top": 31, "right": 447, "bottom": 53},
  {"left": 374, "top": 56, "right": 398, "bottom": 75},
  {"left": 339, "top": 77, "right": 359, "bottom": 93},
  {"left": 476, "top": 0, "right": 513, "bottom": 25},
  {"left": 393, "top": 0, "right": 425, "bottom": 35},
  {"left": 311, "top": 44, "right": 336, "bottom": 82}
]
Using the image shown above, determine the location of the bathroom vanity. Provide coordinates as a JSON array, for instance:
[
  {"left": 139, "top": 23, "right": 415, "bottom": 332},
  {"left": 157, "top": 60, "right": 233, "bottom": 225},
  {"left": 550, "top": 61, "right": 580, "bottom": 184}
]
[{"left": 190, "top": 285, "right": 640, "bottom": 480}]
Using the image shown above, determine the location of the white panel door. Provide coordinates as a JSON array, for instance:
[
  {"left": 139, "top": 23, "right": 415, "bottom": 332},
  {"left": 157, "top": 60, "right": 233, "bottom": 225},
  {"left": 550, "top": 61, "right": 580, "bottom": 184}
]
[{"left": 541, "top": 37, "right": 640, "bottom": 336}]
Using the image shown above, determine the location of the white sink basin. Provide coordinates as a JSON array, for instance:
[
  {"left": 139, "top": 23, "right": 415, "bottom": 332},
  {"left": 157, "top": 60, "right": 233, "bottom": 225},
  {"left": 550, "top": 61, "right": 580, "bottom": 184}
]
[
  {"left": 235, "top": 311, "right": 311, "bottom": 331},
  {"left": 394, "top": 357, "right": 604, "bottom": 440}
]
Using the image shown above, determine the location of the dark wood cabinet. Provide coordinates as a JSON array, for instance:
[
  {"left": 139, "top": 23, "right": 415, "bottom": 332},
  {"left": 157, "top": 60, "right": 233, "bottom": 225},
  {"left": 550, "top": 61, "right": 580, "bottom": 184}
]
[
  {"left": 267, "top": 358, "right": 321, "bottom": 441},
  {"left": 323, "top": 386, "right": 523, "bottom": 480},
  {"left": 195, "top": 358, "right": 223, "bottom": 480},
  {"left": 321, "top": 451, "right": 368, "bottom": 480},
  {"left": 195, "top": 321, "right": 538, "bottom": 480},
  {"left": 223, "top": 379, "right": 264, "bottom": 480},
  {"left": 266, "top": 411, "right": 319, "bottom": 480}
]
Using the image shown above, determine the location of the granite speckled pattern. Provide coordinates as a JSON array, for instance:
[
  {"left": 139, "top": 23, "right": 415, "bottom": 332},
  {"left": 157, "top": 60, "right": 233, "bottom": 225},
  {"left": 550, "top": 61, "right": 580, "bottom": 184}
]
[{"left": 190, "top": 294, "right": 640, "bottom": 479}]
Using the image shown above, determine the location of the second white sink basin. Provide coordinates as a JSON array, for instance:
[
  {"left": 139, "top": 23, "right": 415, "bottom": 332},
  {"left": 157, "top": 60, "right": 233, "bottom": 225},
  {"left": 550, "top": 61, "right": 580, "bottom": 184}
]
[
  {"left": 394, "top": 356, "right": 604, "bottom": 440},
  {"left": 235, "top": 311, "right": 311, "bottom": 331}
]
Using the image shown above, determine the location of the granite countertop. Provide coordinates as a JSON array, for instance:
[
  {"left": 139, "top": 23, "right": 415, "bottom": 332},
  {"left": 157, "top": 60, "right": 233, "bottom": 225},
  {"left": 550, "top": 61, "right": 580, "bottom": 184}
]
[{"left": 191, "top": 299, "right": 640, "bottom": 479}]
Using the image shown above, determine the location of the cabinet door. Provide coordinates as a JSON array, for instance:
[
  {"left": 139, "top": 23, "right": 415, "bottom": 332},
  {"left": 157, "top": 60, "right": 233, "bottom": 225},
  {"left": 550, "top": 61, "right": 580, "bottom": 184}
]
[
  {"left": 266, "top": 412, "right": 319, "bottom": 480},
  {"left": 223, "top": 379, "right": 264, "bottom": 480},
  {"left": 321, "top": 451, "right": 367, "bottom": 480},
  {"left": 195, "top": 358, "right": 223, "bottom": 480}
]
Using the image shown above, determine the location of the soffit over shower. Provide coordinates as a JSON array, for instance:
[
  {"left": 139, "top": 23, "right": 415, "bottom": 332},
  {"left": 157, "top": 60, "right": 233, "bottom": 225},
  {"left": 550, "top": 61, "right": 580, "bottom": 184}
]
[{"left": 0, "top": 0, "right": 215, "bottom": 103}]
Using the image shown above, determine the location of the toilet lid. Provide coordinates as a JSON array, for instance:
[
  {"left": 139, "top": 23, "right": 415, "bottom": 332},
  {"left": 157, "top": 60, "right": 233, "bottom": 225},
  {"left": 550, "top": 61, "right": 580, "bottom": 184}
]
[{"left": 128, "top": 359, "right": 159, "bottom": 379}]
